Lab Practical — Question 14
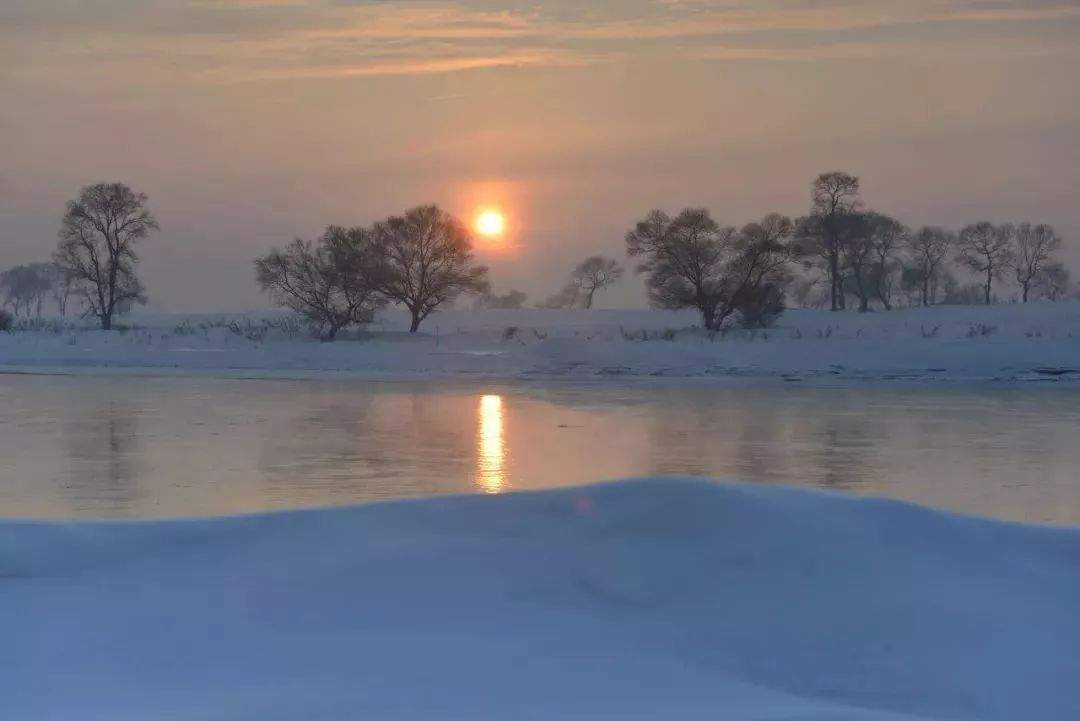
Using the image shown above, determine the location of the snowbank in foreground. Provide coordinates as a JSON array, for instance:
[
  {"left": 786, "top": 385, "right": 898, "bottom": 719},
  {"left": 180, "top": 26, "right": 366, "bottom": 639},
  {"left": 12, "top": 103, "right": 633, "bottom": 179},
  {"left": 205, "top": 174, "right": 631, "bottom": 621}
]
[
  {"left": 3, "top": 478, "right": 1078, "bottom": 720},
  {"left": 2, "top": 303, "right": 1080, "bottom": 381}
]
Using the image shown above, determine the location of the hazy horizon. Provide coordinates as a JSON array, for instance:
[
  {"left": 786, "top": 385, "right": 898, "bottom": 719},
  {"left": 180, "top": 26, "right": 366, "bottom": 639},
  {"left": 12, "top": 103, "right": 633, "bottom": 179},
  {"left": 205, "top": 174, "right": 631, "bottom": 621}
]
[{"left": 3, "top": 0, "right": 1079, "bottom": 312}]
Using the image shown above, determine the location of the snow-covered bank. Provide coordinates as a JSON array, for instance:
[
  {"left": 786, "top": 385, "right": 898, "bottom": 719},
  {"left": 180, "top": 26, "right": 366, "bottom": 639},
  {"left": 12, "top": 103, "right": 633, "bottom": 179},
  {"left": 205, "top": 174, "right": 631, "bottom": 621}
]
[
  {"left": 2, "top": 303, "right": 1080, "bottom": 382},
  {"left": 3, "top": 478, "right": 1078, "bottom": 720}
]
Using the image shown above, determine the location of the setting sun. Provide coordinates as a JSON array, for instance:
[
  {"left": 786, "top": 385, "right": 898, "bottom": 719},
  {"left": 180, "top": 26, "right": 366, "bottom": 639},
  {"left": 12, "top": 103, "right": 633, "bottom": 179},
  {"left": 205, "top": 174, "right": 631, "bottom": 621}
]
[{"left": 475, "top": 210, "right": 506, "bottom": 238}]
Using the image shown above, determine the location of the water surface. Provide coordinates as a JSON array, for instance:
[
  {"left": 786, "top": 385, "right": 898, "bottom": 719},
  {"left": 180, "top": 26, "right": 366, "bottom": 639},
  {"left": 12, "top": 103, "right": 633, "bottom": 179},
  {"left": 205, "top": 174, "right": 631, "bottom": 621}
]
[{"left": 1, "top": 374, "right": 1078, "bottom": 524}]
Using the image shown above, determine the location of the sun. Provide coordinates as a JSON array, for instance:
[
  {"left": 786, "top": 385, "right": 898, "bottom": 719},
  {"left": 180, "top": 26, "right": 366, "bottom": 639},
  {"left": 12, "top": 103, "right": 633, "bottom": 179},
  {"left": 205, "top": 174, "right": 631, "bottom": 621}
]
[{"left": 475, "top": 210, "right": 506, "bottom": 238}]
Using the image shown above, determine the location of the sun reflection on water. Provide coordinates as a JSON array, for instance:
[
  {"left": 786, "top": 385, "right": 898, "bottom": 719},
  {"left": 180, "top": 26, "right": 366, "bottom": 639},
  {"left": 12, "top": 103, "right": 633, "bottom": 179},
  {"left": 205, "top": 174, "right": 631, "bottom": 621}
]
[{"left": 477, "top": 395, "right": 506, "bottom": 494}]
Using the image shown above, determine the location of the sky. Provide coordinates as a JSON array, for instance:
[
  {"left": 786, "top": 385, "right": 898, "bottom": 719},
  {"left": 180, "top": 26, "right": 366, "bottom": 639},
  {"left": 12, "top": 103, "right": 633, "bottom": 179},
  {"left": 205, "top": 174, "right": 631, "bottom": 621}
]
[{"left": 2, "top": 0, "right": 1079, "bottom": 311}]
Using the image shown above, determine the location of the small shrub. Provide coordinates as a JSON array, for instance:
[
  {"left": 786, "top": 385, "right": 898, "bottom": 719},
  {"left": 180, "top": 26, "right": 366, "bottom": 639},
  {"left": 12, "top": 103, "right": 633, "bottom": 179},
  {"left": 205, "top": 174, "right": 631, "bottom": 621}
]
[
  {"left": 173, "top": 319, "right": 196, "bottom": 336},
  {"left": 0, "top": 309, "right": 13, "bottom": 332},
  {"left": 920, "top": 325, "right": 941, "bottom": 339},
  {"left": 967, "top": 323, "right": 998, "bottom": 338},
  {"left": 502, "top": 326, "right": 519, "bottom": 341}
]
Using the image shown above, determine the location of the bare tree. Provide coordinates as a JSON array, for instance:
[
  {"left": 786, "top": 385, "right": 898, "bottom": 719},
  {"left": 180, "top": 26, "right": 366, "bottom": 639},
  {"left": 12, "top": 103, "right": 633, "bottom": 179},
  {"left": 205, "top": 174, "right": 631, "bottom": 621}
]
[
  {"left": 626, "top": 209, "right": 796, "bottom": 330},
  {"left": 956, "top": 222, "right": 1015, "bottom": 305},
  {"left": 47, "top": 263, "right": 77, "bottom": 317},
  {"left": 867, "top": 213, "right": 908, "bottom": 311},
  {"left": 1010, "top": 223, "right": 1061, "bottom": 302},
  {"left": 1031, "top": 261, "right": 1071, "bottom": 301},
  {"left": 1, "top": 264, "right": 52, "bottom": 317},
  {"left": 836, "top": 213, "right": 875, "bottom": 312},
  {"left": 566, "top": 256, "right": 624, "bottom": 309},
  {"left": 255, "top": 226, "right": 385, "bottom": 341},
  {"left": 53, "top": 183, "right": 158, "bottom": 329},
  {"left": 798, "top": 172, "right": 861, "bottom": 311},
  {"left": 905, "top": 227, "right": 954, "bottom": 306},
  {"left": 373, "top": 205, "right": 489, "bottom": 332}
]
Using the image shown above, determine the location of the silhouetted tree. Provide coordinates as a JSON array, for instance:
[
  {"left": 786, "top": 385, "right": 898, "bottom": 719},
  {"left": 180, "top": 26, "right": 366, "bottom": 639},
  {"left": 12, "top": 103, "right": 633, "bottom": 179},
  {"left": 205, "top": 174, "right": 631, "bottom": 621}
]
[
  {"left": 373, "top": 205, "right": 489, "bottom": 332},
  {"left": 956, "top": 222, "right": 1014, "bottom": 305},
  {"left": 1, "top": 263, "right": 52, "bottom": 317},
  {"left": 569, "top": 256, "right": 624, "bottom": 309},
  {"left": 46, "top": 263, "right": 76, "bottom": 317},
  {"left": 53, "top": 183, "right": 158, "bottom": 329},
  {"left": 1010, "top": 223, "right": 1061, "bottom": 302},
  {"left": 798, "top": 172, "right": 861, "bottom": 311},
  {"left": 905, "top": 227, "right": 954, "bottom": 306},
  {"left": 255, "top": 226, "right": 385, "bottom": 341},
  {"left": 836, "top": 213, "right": 875, "bottom": 312},
  {"left": 866, "top": 213, "right": 907, "bottom": 311},
  {"left": 626, "top": 209, "right": 796, "bottom": 330}
]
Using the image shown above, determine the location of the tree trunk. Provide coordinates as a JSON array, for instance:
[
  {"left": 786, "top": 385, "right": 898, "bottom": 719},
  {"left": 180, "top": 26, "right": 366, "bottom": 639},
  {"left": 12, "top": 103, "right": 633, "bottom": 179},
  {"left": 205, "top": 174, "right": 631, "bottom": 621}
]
[
  {"left": 101, "top": 313, "right": 112, "bottom": 331},
  {"left": 1022, "top": 284, "right": 1030, "bottom": 303},
  {"left": 409, "top": 312, "right": 421, "bottom": 333},
  {"left": 922, "top": 275, "right": 930, "bottom": 307},
  {"left": 829, "top": 254, "right": 840, "bottom": 312},
  {"left": 984, "top": 273, "right": 993, "bottom": 305},
  {"left": 701, "top": 304, "right": 717, "bottom": 331},
  {"left": 878, "top": 284, "right": 892, "bottom": 311}
]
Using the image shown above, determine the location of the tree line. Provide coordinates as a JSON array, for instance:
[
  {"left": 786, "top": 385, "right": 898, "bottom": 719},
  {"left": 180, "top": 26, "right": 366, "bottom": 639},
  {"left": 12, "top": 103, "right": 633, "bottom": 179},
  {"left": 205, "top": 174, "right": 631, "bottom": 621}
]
[
  {"left": 2, "top": 175, "right": 1074, "bottom": 335},
  {"left": 611, "top": 171, "right": 1073, "bottom": 329},
  {"left": 790, "top": 172, "right": 1070, "bottom": 312}
]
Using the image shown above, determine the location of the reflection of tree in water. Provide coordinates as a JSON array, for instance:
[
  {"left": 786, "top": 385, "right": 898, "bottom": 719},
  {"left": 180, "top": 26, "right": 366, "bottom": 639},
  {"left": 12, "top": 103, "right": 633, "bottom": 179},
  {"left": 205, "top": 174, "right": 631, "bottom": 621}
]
[
  {"left": 643, "top": 387, "right": 875, "bottom": 491},
  {"left": 63, "top": 400, "right": 142, "bottom": 515},
  {"left": 806, "top": 416, "right": 874, "bottom": 490},
  {"left": 256, "top": 390, "right": 475, "bottom": 506}
]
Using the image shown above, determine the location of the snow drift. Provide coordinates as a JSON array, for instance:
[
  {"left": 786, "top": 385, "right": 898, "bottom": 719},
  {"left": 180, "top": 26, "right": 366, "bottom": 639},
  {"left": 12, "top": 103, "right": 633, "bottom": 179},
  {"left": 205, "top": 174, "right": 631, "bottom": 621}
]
[{"left": 2, "top": 478, "right": 1078, "bottom": 720}]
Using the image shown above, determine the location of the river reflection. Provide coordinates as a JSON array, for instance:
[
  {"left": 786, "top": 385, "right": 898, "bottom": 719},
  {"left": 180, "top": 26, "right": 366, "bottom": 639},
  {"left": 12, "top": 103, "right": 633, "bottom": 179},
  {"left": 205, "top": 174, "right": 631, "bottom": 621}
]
[
  {"left": 1, "top": 375, "right": 1078, "bottom": 524},
  {"left": 476, "top": 395, "right": 506, "bottom": 494}
]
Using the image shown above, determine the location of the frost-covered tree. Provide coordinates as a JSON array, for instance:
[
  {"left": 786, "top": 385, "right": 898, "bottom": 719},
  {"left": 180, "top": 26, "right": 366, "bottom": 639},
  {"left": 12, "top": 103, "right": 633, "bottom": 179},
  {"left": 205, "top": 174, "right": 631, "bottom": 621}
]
[
  {"left": 797, "top": 172, "right": 861, "bottom": 311},
  {"left": 1010, "top": 223, "right": 1062, "bottom": 303},
  {"left": 53, "top": 182, "right": 158, "bottom": 329},
  {"left": 255, "top": 226, "right": 385, "bottom": 341},
  {"left": 0, "top": 263, "right": 53, "bottom": 317},
  {"left": 373, "top": 205, "right": 489, "bottom": 332},
  {"left": 1031, "top": 261, "right": 1071, "bottom": 302},
  {"left": 836, "top": 213, "right": 875, "bottom": 313},
  {"left": 956, "top": 222, "right": 1014, "bottom": 305},
  {"left": 866, "top": 213, "right": 908, "bottom": 311},
  {"left": 569, "top": 256, "right": 624, "bottom": 309},
  {"left": 626, "top": 209, "right": 796, "bottom": 330},
  {"left": 46, "top": 263, "right": 77, "bottom": 317},
  {"left": 905, "top": 227, "right": 954, "bottom": 306}
]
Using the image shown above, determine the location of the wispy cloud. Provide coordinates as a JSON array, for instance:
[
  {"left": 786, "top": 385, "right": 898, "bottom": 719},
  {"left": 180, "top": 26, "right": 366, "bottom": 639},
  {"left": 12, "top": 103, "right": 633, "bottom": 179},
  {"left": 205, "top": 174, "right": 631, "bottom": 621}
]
[{"left": 3, "top": 0, "right": 1079, "bottom": 83}]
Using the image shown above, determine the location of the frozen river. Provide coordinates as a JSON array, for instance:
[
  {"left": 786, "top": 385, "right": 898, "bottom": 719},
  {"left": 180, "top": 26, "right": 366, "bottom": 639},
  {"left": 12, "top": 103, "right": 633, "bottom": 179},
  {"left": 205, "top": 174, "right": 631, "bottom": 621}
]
[{"left": 1, "top": 373, "right": 1078, "bottom": 524}]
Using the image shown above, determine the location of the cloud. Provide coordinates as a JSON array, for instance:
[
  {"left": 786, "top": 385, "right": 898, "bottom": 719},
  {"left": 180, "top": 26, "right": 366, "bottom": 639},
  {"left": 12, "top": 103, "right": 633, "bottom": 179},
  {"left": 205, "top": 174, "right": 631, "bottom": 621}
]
[{"left": 2, "top": 0, "right": 1079, "bottom": 84}]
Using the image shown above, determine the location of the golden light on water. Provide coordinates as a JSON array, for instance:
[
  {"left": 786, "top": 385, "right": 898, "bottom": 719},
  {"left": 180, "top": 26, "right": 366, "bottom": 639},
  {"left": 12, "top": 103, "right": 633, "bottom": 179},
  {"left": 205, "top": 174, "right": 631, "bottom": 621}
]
[
  {"left": 476, "top": 394, "right": 506, "bottom": 494},
  {"left": 475, "top": 210, "right": 506, "bottom": 238}
]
